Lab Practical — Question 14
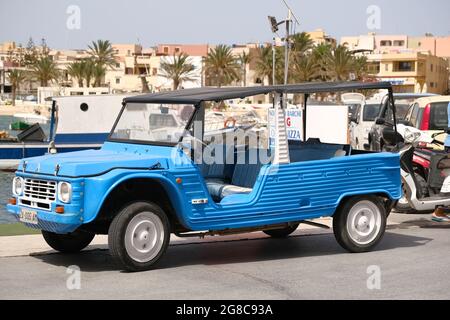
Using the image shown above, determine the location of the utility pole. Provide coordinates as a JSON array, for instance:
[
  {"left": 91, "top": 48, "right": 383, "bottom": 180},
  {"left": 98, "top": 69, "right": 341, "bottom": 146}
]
[
  {"left": 268, "top": 9, "right": 292, "bottom": 86},
  {"left": 272, "top": 37, "right": 276, "bottom": 85},
  {"left": 284, "top": 9, "right": 291, "bottom": 85}
]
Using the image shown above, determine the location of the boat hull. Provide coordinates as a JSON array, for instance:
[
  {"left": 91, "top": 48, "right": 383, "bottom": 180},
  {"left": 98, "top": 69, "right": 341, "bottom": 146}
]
[{"left": 0, "top": 143, "right": 102, "bottom": 171}]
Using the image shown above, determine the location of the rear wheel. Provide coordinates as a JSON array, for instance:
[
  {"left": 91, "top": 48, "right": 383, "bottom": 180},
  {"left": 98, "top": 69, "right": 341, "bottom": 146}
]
[
  {"left": 263, "top": 223, "right": 299, "bottom": 238},
  {"left": 108, "top": 201, "right": 170, "bottom": 272},
  {"left": 42, "top": 229, "right": 95, "bottom": 253},
  {"left": 333, "top": 195, "right": 386, "bottom": 253}
]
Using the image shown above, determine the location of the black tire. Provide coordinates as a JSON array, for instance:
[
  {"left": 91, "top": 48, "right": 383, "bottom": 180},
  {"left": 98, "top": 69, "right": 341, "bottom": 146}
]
[
  {"left": 333, "top": 195, "right": 387, "bottom": 253},
  {"left": 108, "top": 201, "right": 170, "bottom": 272},
  {"left": 263, "top": 223, "right": 299, "bottom": 238},
  {"left": 395, "top": 173, "right": 428, "bottom": 214},
  {"left": 42, "top": 229, "right": 95, "bottom": 253}
]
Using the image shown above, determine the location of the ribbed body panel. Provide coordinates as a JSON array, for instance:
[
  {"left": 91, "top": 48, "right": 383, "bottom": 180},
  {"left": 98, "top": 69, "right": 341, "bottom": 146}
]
[{"left": 171, "top": 153, "right": 401, "bottom": 231}]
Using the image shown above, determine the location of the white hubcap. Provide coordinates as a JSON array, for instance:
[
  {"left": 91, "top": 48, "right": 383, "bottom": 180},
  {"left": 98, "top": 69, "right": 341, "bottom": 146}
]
[
  {"left": 125, "top": 212, "right": 165, "bottom": 263},
  {"left": 346, "top": 200, "right": 382, "bottom": 245}
]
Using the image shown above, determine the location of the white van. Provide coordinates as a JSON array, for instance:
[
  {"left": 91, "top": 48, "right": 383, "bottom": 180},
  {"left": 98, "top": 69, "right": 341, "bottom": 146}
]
[{"left": 343, "top": 93, "right": 382, "bottom": 150}]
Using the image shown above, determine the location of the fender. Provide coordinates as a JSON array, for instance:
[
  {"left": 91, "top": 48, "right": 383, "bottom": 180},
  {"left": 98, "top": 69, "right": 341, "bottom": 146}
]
[{"left": 82, "top": 170, "right": 189, "bottom": 227}]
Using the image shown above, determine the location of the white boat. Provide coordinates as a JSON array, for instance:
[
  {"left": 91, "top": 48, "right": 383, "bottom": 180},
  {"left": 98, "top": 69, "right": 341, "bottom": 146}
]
[
  {"left": 0, "top": 94, "right": 129, "bottom": 171},
  {"left": 12, "top": 113, "right": 49, "bottom": 124}
]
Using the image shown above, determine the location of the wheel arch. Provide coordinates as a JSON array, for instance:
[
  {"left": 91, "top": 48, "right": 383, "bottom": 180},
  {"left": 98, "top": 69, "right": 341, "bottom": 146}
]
[
  {"left": 83, "top": 174, "right": 188, "bottom": 234},
  {"left": 335, "top": 192, "right": 394, "bottom": 217}
]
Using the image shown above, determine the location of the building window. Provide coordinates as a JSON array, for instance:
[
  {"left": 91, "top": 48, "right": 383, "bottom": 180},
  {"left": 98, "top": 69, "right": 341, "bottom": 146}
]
[
  {"left": 395, "top": 61, "right": 415, "bottom": 72},
  {"left": 430, "top": 64, "right": 434, "bottom": 72},
  {"left": 393, "top": 40, "right": 405, "bottom": 46},
  {"left": 367, "top": 62, "right": 380, "bottom": 74},
  {"left": 385, "top": 64, "right": 389, "bottom": 72},
  {"left": 175, "top": 47, "right": 180, "bottom": 53},
  {"left": 163, "top": 47, "right": 169, "bottom": 54},
  {"left": 380, "top": 40, "right": 392, "bottom": 46},
  {"left": 127, "top": 50, "right": 131, "bottom": 56},
  {"left": 115, "top": 78, "right": 120, "bottom": 84},
  {"left": 125, "top": 68, "right": 134, "bottom": 75},
  {"left": 115, "top": 62, "right": 120, "bottom": 68}
]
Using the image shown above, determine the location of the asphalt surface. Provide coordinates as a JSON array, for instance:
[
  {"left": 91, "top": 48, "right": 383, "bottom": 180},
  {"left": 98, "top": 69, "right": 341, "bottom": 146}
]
[{"left": 0, "top": 214, "right": 449, "bottom": 300}]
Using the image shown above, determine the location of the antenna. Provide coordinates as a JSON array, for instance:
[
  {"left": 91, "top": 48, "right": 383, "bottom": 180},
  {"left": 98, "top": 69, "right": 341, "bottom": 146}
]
[{"left": 281, "top": 0, "right": 301, "bottom": 26}]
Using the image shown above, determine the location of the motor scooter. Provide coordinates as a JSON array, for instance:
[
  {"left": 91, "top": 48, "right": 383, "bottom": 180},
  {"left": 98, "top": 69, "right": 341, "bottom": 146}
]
[
  {"left": 397, "top": 125, "right": 450, "bottom": 213},
  {"left": 395, "top": 131, "right": 447, "bottom": 212}
]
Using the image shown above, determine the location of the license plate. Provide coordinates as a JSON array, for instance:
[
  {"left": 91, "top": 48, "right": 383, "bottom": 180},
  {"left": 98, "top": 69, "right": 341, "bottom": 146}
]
[
  {"left": 441, "top": 176, "right": 450, "bottom": 193},
  {"left": 19, "top": 209, "right": 38, "bottom": 225}
]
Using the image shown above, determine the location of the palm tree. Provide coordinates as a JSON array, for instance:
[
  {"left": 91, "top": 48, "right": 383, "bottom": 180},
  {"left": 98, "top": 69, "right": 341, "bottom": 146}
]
[
  {"left": 83, "top": 59, "right": 95, "bottom": 87},
  {"left": 290, "top": 32, "right": 314, "bottom": 56},
  {"left": 8, "top": 69, "right": 27, "bottom": 106},
  {"left": 351, "top": 56, "right": 369, "bottom": 81},
  {"left": 204, "top": 45, "right": 240, "bottom": 87},
  {"left": 67, "top": 61, "right": 85, "bottom": 87},
  {"left": 255, "top": 46, "right": 273, "bottom": 85},
  {"left": 88, "top": 40, "right": 116, "bottom": 69},
  {"left": 255, "top": 45, "right": 285, "bottom": 85},
  {"left": 312, "top": 43, "right": 333, "bottom": 82},
  {"left": 291, "top": 54, "right": 320, "bottom": 83},
  {"left": 324, "top": 45, "right": 354, "bottom": 81},
  {"left": 159, "top": 53, "right": 197, "bottom": 90},
  {"left": 237, "top": 52, "right": 251, "bottom": 86},
  {"left": 92, "top": 62, "right": 106, "bottom": 87},
  {"left": 31, "top": 56, "right": 59, "bottom": 86}
]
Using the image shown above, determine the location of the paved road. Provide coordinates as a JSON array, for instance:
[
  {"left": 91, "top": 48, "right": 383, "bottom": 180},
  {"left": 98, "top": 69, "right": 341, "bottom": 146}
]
[{"left": 0, "top": 214, "right": 449, "bottom": 300}]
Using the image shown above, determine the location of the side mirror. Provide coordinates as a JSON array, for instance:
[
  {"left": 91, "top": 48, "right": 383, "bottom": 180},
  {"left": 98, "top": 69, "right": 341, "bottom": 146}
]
[{"left": 375, "top": 117, "right": 385, "bottom": 125}]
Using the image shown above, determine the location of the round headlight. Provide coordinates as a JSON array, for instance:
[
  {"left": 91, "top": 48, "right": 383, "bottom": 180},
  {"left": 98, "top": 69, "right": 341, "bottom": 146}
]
[
  {"left": 58, "top": 182, "right": 72, "bottom": 203},
  {"left": 12, "top": 177, "right": 24, "bottom": 196}
]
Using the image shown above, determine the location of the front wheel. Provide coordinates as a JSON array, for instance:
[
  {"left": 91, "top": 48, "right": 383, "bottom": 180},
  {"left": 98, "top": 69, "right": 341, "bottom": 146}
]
[
  {"left": 333, "top": 196, "right": 386, "bottom": 253},
  {"left": 108, "top": 201, "right": 170, "bottom": 272},
  {"left": 42, "top": 229, "right": 95, "bottom": 253}
]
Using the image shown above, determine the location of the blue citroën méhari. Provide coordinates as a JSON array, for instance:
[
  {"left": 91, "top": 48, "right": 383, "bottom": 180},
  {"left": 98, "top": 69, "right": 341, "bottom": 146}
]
[{"left": 7, "top": 82, "right": 402, "bottom": 271}]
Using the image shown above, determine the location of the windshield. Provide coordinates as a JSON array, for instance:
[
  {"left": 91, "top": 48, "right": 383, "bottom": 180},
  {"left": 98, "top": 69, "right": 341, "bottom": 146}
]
[
  {"left": 109, "top": 103, "right": 195, "bottom": 144},
  {"left": 363, "top": 104, "right": 381, "bottom": 121}
]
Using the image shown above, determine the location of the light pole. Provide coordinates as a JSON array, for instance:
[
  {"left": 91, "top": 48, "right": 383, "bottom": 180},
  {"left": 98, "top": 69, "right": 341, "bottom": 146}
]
[{"left": 268, "top": 10, "right": 292, "bottom": 86}]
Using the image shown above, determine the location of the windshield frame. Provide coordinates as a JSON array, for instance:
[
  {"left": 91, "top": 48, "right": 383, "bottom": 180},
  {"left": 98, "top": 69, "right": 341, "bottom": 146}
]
[{"left": 107, "top": 101, "right": 199, "bottom": 146}]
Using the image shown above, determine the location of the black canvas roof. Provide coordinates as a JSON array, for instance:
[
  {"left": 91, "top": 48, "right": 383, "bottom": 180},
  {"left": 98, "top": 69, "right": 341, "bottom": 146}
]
[{"left": 124, "top": 81, "right": 393, "bottom": 105}]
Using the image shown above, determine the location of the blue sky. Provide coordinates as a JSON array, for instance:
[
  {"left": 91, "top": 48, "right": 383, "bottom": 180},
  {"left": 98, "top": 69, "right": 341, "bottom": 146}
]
[{"left": 0, "top": 0, "right": 449, "bottom": 50}]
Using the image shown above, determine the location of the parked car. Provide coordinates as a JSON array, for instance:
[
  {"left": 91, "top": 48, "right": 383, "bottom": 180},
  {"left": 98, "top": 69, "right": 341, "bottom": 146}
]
[
  {"left": 346, "top": 94, "right": 383, "bottom": 150},
  {"left": 7, "top": 81, "right": 402, "bottom": 271},
  {"left": 402, "top": 96, "right": 450, "bottom": 148},
  {"left": 368, "top": 93, "right": 438, "bottom": 152}
]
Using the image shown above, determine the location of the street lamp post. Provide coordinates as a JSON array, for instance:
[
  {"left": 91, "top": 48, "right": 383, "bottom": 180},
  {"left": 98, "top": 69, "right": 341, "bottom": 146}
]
[{"left": 268, "top": 10, "right": 292, "bottom": 86}]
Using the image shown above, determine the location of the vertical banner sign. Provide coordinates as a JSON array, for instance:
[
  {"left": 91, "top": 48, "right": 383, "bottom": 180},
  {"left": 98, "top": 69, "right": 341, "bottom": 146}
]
[
  {"left": 268, "top": 108, "right": 303, "bottom": 149},
  {"left": 268, "top": 108, "right": 276, "bottom": 148},
  {"left": 286, "top": 109, "right": 302, "bottom": 141}
]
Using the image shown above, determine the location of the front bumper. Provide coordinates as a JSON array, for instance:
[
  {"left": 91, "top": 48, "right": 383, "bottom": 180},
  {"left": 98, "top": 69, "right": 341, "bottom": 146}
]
[{"left": 7, "top": 203, "right": 82, "bottom": 233}]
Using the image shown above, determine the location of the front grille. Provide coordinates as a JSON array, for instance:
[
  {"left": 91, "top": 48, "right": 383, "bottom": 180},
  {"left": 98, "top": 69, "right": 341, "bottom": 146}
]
[{"left": 21, "top": 178, "right": 57, "bottom": 210}]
